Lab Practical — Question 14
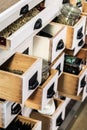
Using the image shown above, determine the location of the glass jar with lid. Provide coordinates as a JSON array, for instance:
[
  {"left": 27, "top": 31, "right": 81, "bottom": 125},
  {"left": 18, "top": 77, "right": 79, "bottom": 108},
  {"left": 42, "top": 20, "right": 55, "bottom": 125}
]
[{"left": 56, "top": 3, "right": 81, "bottom": 26}]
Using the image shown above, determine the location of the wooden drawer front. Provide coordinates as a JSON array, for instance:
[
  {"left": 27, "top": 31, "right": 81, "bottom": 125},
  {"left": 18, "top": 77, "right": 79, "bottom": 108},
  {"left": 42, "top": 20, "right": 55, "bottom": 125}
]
[
  {"left": 0, "top": 100, "right": 22, "bottom": 128},
  {"left": 0, "top": 53, "right": 42, "bottom": 104},
  {"left": 0, "top": 0, "right": 44, "bottom": 31},
  {"left": 65, "top": 16, "right": 86, "bottom": 50},
  {"left": 51, "top": 53, "right": 64, "bottom": 77},
  {"left": 73, "top": 36, "right": 85, "bottom": 55},
  {"left": 76, "top": 44, "right": 87, "bottom": 65},
  {"left": 82, "top": 0, "right": 87, "bottom": 12},
  {"left": 45, "top": 0, "right": 63, "bottom": 8},
  {"left": 30, "top": 99, "right": 65, "bottom": 130},
  {"left": 33, "top": 23, "right": 66, "bottom": 63},
  {"left": 25, "top": 69, "right": 58, "bottom": 110},
  {"left": 58, "top": 66, "right": 87, "bottom": 96},
  {"left": 0, "top": 4, "right": 59, "bottom": 50}
]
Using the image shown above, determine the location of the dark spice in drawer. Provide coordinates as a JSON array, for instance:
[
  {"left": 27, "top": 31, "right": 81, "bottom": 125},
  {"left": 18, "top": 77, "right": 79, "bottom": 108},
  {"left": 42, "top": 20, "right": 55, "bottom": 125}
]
[{"left": 0, "top": 8, "right": 40, "bottom": 38}]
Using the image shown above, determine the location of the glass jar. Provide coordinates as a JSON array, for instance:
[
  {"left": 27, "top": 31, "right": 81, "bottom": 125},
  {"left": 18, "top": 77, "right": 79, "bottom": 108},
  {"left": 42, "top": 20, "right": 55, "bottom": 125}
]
[{"left": 56, "top": 3, "right": 81, "bottom": 26}]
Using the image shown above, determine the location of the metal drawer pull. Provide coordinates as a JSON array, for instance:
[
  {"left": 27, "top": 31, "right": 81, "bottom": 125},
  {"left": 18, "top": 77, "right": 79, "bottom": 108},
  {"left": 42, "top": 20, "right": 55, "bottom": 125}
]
[
  {"left": 56, "top": 113, "right": 63, "bottom": 126},
  {"left": 80, "top": 75, "right": 86, "bottom": 88},
  {"left": 56, "top": 63, "right": 61, "bottom": 75},
  {"left": 56, "top": 39, "right": 64, "bottom": 51},
  {"left": 77, "top": 27, "right": 83, "bottom": 39},
  {"left": 62, "top": 0, "right": 69, "bottom": 4},
  {"left": 28, "top": 71, "right": 39, "bottom": 90},
  {"left": 0, "top": 37, "right": 6, "bottom": 46},
  {"left": 47, "top": 83, "right": 55, "bottom": 98},
  {"left": 11, "top": 103, "right": 21, "bottom": 114},
  {"left": 78, "top": 39, "right": 84, "bottom": 46},
  {"left": 34, "top": 18, "right": 42, "bottom": 30},
  {"left": 20, "top": 4, "right": 29, "bottom": 15}
]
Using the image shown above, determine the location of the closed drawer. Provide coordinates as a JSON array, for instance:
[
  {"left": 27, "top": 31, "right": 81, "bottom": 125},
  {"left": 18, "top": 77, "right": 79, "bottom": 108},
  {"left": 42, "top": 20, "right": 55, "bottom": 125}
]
[
  {"left": 30, "top": 98, "right": 65, "bottom": 130},
  {"left": 25, "top": 69, "right": 58, "bottom": 110},
  {"left": 0, "top": 99, "right": 21, "bottom": 128},
  {"left": 51, "top": 52, "right": 64, "bottom": 77},
  {"left": 0, "top": 52, "right": 42, "bottom": 104},
  {"left": 0, "top": 3, "right": 59, "bottom": 50},
  {"left": 58, "top": 65, "right": 87, "bottom": 96},
  {"left": 33, "top": 23, "right": 66, "bottom": 63},
  {"left": 0, "top": 37, "right": 33, "bottom": 65},
  {"left": 0, "top": 0, "right": 44, "bottom": 31}
]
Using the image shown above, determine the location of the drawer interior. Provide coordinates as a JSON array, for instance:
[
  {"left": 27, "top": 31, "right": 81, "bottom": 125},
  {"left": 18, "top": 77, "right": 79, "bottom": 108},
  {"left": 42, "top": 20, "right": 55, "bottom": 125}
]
[
  {"left": 37, "top": 23, "right": 64, "bottom": 37},
  {"left": 0, "top": 53, "right": 37, "bottom": 75},
  {"left": 0, "top": 1, "right": 45, "bottom": 45},
  {"left": 0, "top": 0, "right": 20, "bottom": 13},
  {"left": 0, "top": 115, "right": 38, "bottom": 130}
]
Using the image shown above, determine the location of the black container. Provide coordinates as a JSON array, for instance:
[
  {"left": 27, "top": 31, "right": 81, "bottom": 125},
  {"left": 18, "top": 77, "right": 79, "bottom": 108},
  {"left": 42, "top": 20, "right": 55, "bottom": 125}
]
[{"left": 64, "top": 54, "right": 83, "bottom": 75}]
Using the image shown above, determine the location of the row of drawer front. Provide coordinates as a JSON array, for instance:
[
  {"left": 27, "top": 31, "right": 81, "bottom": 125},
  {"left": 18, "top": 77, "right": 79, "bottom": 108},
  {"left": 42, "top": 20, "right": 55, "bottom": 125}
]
[
  {"left": 0, "top": 0, "right": 44, "bottom": 31},
  {"left": 0, "top": 2, "right": 59, "bottom": 50},
  {"left": 32, "top": 16, "right": 86, "bottom": 64},
  {"left": 0, "top": 52, "right": 42, "bottom": 104}
]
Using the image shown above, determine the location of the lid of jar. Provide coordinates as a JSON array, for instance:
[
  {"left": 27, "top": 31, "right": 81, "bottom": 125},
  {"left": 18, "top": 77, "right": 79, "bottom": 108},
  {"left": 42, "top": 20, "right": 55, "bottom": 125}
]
[
  {"left": 38, "top": 99, "right": 56, "bottom": 115},
  {"left": 61, "top": 3, "right": 81, "bottom": 17}
]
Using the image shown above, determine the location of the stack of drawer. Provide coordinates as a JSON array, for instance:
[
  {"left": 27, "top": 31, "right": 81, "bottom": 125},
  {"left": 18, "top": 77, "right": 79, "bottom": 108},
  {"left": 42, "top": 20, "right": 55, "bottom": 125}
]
[{"left": 0, "top": 0, "right": 87, "bottom": 130}]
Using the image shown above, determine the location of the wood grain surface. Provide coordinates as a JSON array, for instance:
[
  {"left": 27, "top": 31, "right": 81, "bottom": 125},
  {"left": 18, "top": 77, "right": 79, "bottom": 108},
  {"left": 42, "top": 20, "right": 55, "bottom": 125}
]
[{"left": 0, "top": 0, "right": 20, "bottom": 13}]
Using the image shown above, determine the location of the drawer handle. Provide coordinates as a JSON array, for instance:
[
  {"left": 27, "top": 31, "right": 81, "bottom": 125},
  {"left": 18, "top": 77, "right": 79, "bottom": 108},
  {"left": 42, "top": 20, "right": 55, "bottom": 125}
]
[
  {"left": 34, "top": 18, "right": 42, "bottom": 30},
  {"left": 77, "top": 27, "right": 83, "bottom": 39},
  {"left": 56, "top": 63, "right": 61, "bottom": 75},
  {"left": 47, "top": 83, "right": 55, "bottom": 98},
  {"left": 11, "top": 103, "right": 21, "bottom": 114},
  {"left": 76, "top": 1, "right": 82, "bottom": 7},
  {"left": 20, "top": 4, "right": 29, "bottom": 15},
  {"left": 28, "top": 71, "right": 39, "bottom": 90},
  {"left": 56, "top": 39, "right": 64, "bottom": 51},
  {"left": 56, "top": 113, "right": 63, "bottom": 126},
  {"left": 62, "top": 0, "right": 69, "bottom": 4},
  {"left": 0, "top": 37, "right": 6, "bottom": 46},
  {"left": 80, "top": 76, "right": 86, "bottom": 88},
  {"left": 78, "top": 39, "right": 84, "bottom": 46}
]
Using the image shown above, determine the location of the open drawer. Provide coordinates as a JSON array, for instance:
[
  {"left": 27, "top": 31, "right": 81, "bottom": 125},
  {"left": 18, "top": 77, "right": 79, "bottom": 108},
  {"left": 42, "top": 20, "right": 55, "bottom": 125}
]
[
  {"left": 25, "top": 69, "right": 58, "bottom": 110},
  {"left": 0, "top": 99, "right": 22, "bottom": 128},
  {"left": 54, "top": 16, "right": 86, "bottom": 52},
  {"left": 51, "top": 52, "right": 64, "bottom": 77},
  {"left": 0, "top": 0, "right": 44, "bottom": 31},
  {"left": 0, "top": 52, "right": 42, "bottom": 104},
  {"left": 1, "top": 115, "right": 42, "bottom": 130},
  {"left": 58, "top": 65, "right": 87, "bottom": 96},
  {"left": 33, "top": 22, "right": 66, "bottom": 63},
  {"left": 0, "top": 2, "right": 59, "bottom": 50},
  {"left": 30, "top": 98, "right": 65, "bottom": 130}
]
